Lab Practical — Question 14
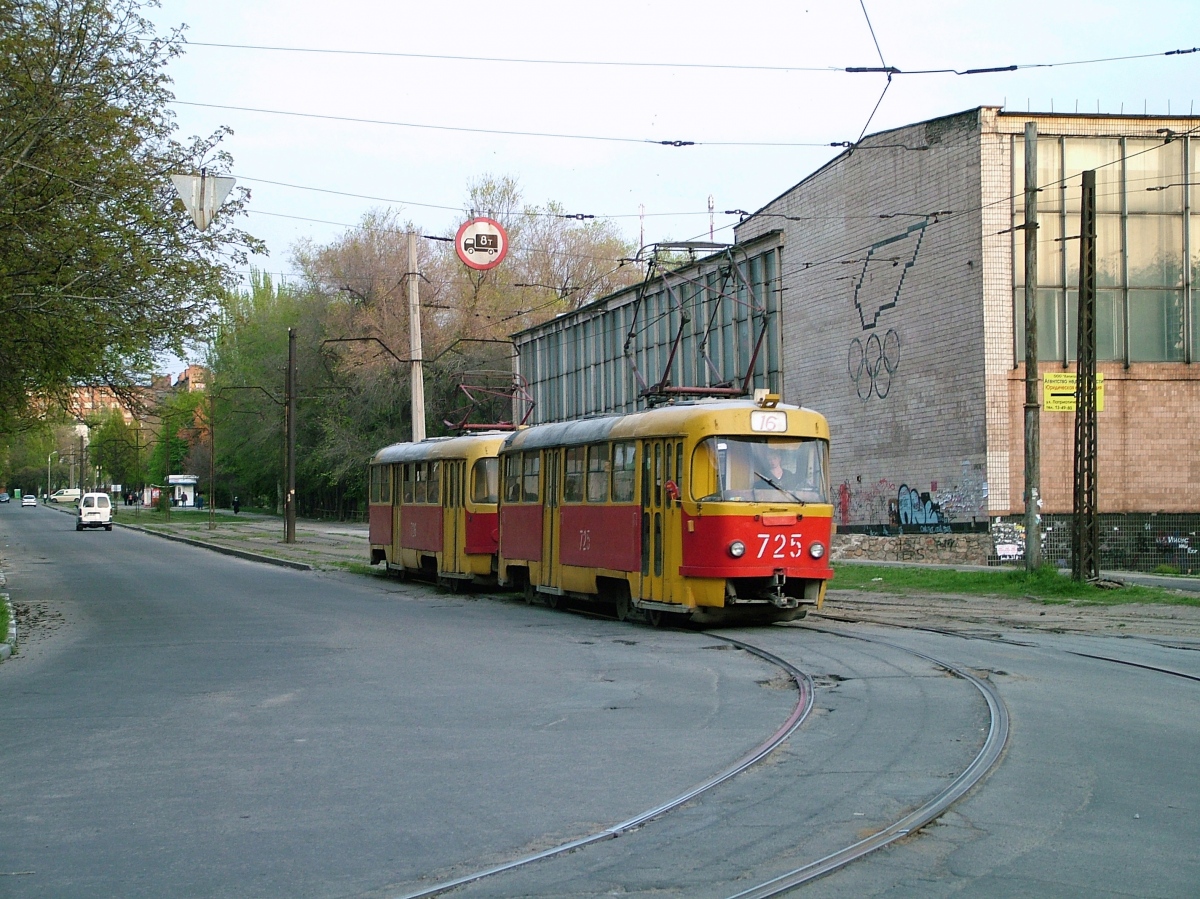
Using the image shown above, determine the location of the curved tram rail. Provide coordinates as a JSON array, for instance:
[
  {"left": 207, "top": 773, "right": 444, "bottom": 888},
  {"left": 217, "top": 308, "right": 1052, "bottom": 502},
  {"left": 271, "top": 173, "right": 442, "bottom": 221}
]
[{"left": 393, "top": 628, "right": 1010, "bottom": 899}]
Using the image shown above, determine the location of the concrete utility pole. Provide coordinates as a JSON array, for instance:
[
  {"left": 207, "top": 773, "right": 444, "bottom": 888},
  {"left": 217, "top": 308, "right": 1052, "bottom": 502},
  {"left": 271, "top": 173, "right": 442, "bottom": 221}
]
[
  {"left": 208, "top": 393, "right": 216, "bottom": 531},
  {"left": 408, "top": 231, "right": 427, "bottom": 442},
  {"left": 285, "top": 327, "right": 297, "bottom": 544},
  {"left": 1023, "top": 122, "right": 1042, "bottom": 570}
]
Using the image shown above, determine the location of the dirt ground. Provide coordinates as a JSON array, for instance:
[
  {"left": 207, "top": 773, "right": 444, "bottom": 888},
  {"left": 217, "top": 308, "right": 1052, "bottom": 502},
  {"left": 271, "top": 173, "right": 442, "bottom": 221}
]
[{"left": 818, "top": 588, "right": 1200, "bottom": 643}]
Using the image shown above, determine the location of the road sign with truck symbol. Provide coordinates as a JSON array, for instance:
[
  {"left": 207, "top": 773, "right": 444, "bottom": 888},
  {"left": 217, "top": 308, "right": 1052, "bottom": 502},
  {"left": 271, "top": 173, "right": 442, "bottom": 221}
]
[{"left": 455, "top": 217, "right": 509, "bottom": 271}]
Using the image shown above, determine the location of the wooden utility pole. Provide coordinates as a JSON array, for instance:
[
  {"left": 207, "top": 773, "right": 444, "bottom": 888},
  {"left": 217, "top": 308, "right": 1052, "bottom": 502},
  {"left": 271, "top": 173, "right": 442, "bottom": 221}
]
[
  {"left": 1072, "top": 170, "right": 1100, "bottom": 581},
  {"left": 408, "top": 231, "right": 427, "bottom": 442},
  {"left": 285, "top": 327, "right": 297, "bottom": 544},
  {"left": 1023, "top": 122, "right": 1042, "bottom": 569}
]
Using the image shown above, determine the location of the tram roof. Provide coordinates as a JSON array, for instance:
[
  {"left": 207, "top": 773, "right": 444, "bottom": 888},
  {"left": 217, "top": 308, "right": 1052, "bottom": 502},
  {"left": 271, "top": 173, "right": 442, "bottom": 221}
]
[
  {"left": 371, "top": 431, "right": 509, "bottom": 465},
  {"left": 502, "top": 399, "right": 827, "bottom": 452}
]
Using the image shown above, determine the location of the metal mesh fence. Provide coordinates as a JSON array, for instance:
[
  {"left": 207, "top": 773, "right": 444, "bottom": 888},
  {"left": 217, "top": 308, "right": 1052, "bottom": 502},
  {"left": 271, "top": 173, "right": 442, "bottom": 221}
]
[{"left": 990, "top": 513, "right": 1200, "bottom": 574}]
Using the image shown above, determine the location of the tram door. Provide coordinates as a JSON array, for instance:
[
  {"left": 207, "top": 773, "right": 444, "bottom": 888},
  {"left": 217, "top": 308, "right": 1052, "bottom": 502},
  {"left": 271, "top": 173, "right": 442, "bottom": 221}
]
[
  {"left": 442, "top": 459, "right": 466, "bottom": 574},
  {"left": 391, "top": 463, "right": 403, "bottom": 567},
  {"left": 639, "top": 439, "right": 683, "bottom": 604},
  {"left": 540, "top": 449, "right": 560, "bottom": 590}
]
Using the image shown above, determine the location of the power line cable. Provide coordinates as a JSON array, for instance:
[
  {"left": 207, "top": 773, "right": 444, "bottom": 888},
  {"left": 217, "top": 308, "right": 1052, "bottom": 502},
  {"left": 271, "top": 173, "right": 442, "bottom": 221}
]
[
  {"left": 172, "top": 38, "right": 1200, "bottom": 76},
  {"left": 171, "top": 99, "right": 878, "bottom": 148}
]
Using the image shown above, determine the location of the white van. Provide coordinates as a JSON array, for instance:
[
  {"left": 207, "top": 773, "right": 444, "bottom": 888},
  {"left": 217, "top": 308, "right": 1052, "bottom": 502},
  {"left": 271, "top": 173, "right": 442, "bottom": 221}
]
[
  {"left": 76, "top": 492, "right": 113, "bottom": 530},
  {"left": 50, "top": 488, "right": 82, "bottom": 504}
]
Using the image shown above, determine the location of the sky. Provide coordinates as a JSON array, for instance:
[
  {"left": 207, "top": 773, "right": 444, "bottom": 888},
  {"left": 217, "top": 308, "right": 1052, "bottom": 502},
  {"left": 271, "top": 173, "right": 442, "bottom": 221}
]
[{"left": 148, "top": 0, "right": 1199, "bottom": 367}]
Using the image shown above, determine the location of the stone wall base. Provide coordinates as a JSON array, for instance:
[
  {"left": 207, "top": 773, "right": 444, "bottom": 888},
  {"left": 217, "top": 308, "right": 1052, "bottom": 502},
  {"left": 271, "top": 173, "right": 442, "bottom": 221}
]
[{"left": 831, "top": 532, "right": 995, "bottom": 566}]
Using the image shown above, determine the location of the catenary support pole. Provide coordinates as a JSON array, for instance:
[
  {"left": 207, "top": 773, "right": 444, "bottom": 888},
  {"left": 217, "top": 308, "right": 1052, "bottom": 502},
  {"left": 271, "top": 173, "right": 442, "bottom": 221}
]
[
  {"left": 408, "top": 230, "right": 427, "bottom": 442},
  {"left": 1023, "top": 122, "right": 1042, "bottom": 570},
  {"left": 285, "top": 327, "right": 297, "bottom": 544},
  {"left": 1073, "top": 170, "right": 1099, "bottom": 581}
]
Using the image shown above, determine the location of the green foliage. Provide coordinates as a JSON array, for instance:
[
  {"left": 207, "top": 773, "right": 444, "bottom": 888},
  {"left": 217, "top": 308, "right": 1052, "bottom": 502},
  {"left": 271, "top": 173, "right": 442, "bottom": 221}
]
[
  {"left": 88, "top": 411, "right": 140, "bottom": 488},
  {"left": 146, "top": 389, "right": 204, "bottom": 486},
  {"left": 832, "top": 562, "right": 1199, "bottom": 606},
  {"left": 0, "top": 0, "right": 263, "bottom": 427}
]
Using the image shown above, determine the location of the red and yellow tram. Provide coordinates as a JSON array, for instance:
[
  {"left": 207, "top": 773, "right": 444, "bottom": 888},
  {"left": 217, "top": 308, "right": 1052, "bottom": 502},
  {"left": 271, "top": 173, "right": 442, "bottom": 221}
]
[
  {"left": 497, "top": 394, "right": 834, "bottom": 625},
  {"left": 368, "top": 433, "right": 504, "bottom": 587}
]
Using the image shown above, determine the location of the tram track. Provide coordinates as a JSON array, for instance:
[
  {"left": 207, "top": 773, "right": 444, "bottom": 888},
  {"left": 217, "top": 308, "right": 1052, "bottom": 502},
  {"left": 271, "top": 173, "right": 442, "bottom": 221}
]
[{"left": 392, "top": 622, "right": 1010, "bottom": 899}]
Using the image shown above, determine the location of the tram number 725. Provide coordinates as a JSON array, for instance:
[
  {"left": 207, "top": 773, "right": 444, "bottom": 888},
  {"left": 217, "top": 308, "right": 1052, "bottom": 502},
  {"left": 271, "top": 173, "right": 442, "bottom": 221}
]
[{"left": 757, "top": 533, "right": 804, "bottom": 559}]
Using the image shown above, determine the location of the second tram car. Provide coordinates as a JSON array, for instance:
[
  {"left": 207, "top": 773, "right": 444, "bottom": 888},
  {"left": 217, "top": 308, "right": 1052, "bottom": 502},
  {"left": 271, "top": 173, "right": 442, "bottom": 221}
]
[
  {"left": 497, "top": 394, "right": 834, "bottom": 625},
  {"left": 368, "top": 433, "right": 505, "bottom": 587}
]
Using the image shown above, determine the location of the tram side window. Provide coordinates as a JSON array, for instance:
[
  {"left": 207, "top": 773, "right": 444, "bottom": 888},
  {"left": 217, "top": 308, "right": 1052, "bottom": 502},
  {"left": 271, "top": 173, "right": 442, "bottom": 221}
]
[
  {"left": 381, "top": 465, "right": 392, "bottom": 504},
  {"left": 428, "top": 461, "right": 441, "bottom": 504},
  {"left": 612, "top": 441, "right": 636, "bottom": 502},
  {"left": 563, "top": 446, "right": 585, "bottom": 502},
  {"left": 414, "top": 463, "right": 427, "bottom": 504},
  {"left": 403, "top": 464, "right": 414, "bottom": 503},
  {"left": 369, "top": 465, "right": 380, "bottom": 504},
  {"left": 472, "top": 458, "right": 499, "bottom": 504},
  {"left": 587, "top": 444, "right": 610, "bottom": 503},
  {"left": 522, "top": 453, "right": 540, "bottom": 502},
  {"left": 503, "top": 454, "right": 522, "bottom": 503}
]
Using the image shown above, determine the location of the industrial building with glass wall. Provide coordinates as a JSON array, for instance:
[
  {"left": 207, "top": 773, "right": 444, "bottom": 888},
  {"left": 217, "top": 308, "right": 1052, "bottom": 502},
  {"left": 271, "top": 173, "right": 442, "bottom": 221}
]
[{"left": 513, "top": 107, "right": 1200, "bottom": 570}]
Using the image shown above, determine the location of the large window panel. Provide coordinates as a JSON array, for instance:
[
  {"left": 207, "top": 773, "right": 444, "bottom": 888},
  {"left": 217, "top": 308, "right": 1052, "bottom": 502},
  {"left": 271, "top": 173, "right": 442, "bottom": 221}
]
[
  {"left": 1126, "top": 139, "right": 1184, "bottom": 213},
  {"left": 1127, "top": 215, "right": 1184, "bottom": 287},
  {"left": 1014, "top": 213, "right": 1064, "bottom": 286},
  {"left": 1015, "top": 288, "right": 1065, "bottom": 362},
  {"left": 1193, "top": 289, "right": 1200, "bottom": 364},
  {"left": 1067, "top": 289, "right": 1124, "bottom": 361},
  {"left": 1064, "top": 138, "right": 1122, "bottom": 214},
  {"left": 1193, "top": 214, "right": 1200, "bottom": 289},
  {"left": 1191, "top": 138, "right": 1200, "bottom": 212},
  {"left": 1065, "top": 214, "right": 1123, "bottom": 288},
  {"left": 1014, "top": 135, "right": 1063, "bottom": 211},
  {"left": 1128, "top": 289, "right": 1186, "bottom": 361}
]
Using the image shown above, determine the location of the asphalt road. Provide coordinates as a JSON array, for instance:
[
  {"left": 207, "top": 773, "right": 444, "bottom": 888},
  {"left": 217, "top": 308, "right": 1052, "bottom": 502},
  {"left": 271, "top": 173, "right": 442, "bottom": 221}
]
[{"left": 2, "top": 503, "right": 1198, "bottom": 897}]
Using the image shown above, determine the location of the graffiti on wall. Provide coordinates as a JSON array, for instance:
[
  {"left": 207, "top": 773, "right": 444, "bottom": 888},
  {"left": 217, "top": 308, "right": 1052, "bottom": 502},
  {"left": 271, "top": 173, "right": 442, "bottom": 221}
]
[
  {"left": 846, "top": 219, "right": 928, "bottom": 402},
  {"left": 837, "top": 477, "right": 897, "bottom": 528},
  {"left": 837, "top": 462, "right": 988, "bottom": 530},
  {"left": 897, "top": 484, "right": 948, "bottom": 531}
]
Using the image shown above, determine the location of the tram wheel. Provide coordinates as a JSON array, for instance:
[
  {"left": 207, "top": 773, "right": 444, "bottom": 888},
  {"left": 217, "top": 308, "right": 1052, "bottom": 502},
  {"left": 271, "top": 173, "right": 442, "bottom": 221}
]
[
  {"left": 647, "top": 609, "right": 665, "bottom": 628},
  {"left": 545, "top": 592, "right": 561, "bottom": 610},
  {"left": 523, "top": 577, "right": 536, "bottom": 605},
  {"left": 613, "top": 591, "right": 631, "bottom": 622}
]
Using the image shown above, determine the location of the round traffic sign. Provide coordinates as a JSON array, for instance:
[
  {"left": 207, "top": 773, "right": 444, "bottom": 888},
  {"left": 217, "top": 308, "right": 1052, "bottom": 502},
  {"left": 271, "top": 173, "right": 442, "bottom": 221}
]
[{"left": 455, "top": 217, "right": 509, "bottom": 271}]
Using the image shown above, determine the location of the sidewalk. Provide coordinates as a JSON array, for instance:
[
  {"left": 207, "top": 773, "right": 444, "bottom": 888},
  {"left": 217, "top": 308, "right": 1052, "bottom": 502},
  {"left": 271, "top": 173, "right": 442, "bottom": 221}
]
[{"left": 102, "top": 506, "right": 368, "bottom": 571}]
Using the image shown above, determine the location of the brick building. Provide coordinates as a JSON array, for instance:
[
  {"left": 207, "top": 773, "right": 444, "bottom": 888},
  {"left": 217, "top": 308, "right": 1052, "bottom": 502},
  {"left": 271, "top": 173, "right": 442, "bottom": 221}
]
[{"left": 513, "top": 107, "right": 1200, "bottom": 564}]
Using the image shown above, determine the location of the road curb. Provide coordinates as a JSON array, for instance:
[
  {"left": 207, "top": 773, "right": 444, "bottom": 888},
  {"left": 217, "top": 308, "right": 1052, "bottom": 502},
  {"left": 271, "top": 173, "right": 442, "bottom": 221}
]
[
  {"left": 117, "top": 523, "right": 313, "bottom": 571},
  {"left": 1, "top": 591, "right": 15, "bottom": 662}
]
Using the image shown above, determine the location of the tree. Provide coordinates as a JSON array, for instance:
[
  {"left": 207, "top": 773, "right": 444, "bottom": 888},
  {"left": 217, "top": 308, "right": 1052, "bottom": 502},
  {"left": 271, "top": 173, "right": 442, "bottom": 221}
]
[
  {"left": 0, "top": 0, "right": 262, "bottom": 428},
  {"left": 88, "top": 409, "right": 139, "bottom": 489}
]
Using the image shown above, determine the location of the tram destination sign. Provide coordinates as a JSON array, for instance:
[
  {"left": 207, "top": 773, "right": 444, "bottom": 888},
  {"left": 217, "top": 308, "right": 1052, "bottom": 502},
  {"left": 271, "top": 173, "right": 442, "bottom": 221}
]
[
  {"left": 1043, "top": 372, "right": 1105, "bottom": 412},
  {"left": 455, "top": 216, "right": 509, "bottom": 271}
]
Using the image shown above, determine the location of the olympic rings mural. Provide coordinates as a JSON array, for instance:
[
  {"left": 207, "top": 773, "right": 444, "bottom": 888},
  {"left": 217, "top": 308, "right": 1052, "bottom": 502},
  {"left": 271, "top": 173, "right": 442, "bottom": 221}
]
[{"left": 848, "top": 329, "right": 901, "bottom": 400}]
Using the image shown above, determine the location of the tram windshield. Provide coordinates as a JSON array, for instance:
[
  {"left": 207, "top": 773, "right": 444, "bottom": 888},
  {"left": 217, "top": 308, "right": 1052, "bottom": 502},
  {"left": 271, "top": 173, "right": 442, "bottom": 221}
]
[{"left": 692, "top": 436, "right": 829, "bottom": 504}]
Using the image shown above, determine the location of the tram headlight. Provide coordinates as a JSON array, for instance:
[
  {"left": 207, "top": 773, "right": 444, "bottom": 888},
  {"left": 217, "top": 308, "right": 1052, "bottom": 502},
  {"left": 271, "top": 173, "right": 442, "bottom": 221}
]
[
  {"left": 809, "top": 542, "right": 826, "bottom": 560},
  {"left": 728, "top": 540, "right": 746, "bottom": 558}
]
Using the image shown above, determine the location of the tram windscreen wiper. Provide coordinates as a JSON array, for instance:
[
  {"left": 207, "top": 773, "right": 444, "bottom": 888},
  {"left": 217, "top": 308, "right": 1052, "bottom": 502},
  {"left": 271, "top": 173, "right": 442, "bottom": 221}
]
[{"left": 755, "top": 471, "right": 806, "bottom": 505}]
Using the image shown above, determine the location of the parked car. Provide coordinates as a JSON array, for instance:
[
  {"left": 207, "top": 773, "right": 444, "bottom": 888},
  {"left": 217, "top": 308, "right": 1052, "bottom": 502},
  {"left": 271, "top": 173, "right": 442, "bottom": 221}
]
[
  {"left": 50, "top": 488, "right": 81, "bottom": 504},
  {"left": 22, "top": 494, "right": 37, "bottom": 507},
  {"left": 76, "top": 492, "right": 112, "bottom": 530},
  {"left": 0, "top": 492, "right": 9, "bottom": 503}
]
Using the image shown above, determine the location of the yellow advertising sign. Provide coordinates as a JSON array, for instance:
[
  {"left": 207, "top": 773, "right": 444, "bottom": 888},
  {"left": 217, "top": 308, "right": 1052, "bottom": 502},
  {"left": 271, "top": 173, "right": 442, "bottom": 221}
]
[{"left": 1043, "top": 372, "right": 1105, "bottom": 412}]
